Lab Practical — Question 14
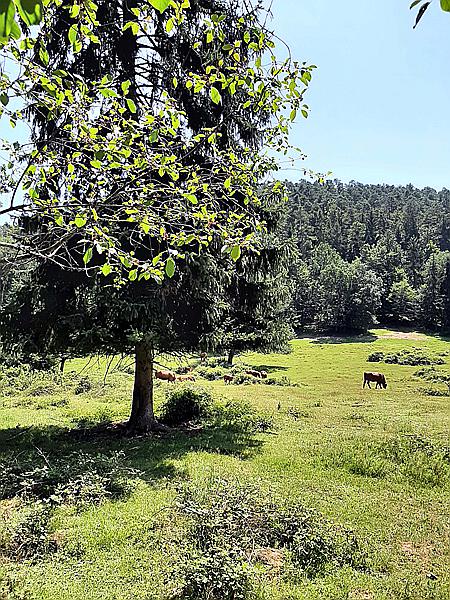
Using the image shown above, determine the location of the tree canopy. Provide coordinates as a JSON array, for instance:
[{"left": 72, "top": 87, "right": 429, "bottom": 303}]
[{"left": 0, "top": 0, "right": 310, "bottom": 432}]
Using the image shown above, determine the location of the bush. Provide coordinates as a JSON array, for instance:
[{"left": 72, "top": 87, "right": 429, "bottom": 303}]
[
  {"left": 1, "top": 501, "right": 53, "bottom": 561},
  {"left": 232, "top": 373, "right": 258, "bottom": 385},
  {"left": 210, "top": 400, "right": 274, "bottom": 433},
  {"left": 74, "top": 376, "right": 92, "bottom": 395},
  {"left": 177, "top": 478, "right": 367, "bottom": 585},
  {"left": 367, "top": 349, "right": 445, "bottom": 366},
  {"left": 264, "top": 376, "right": 298, "bottom": 387},
  {"left": 180, "top": 547, "right": 254, "bottom": 600},
  {"left": 159, "top": 385, "right": 214, "bottom": 426},
  {"left": 367, "top": 351, "right": 384, "bottom": 363},
  {"left": 196, "top": 366, "right": 226, "bottom": 381},
  {"left": 0, "top": 450, "right": 137, "bottom": 504}
]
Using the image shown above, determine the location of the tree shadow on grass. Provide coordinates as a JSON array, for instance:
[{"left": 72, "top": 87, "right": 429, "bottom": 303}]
[
  {"left": 309, "top": 334, "right": 378, "bottom": 345},
  {"left": 0, "top": 421, "right": 264, "bottom": 493},
  {"left": 250, "top": 364, "right": 289, "bottom": 373}
]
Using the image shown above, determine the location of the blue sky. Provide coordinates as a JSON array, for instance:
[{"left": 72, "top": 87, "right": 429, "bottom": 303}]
[
  {"left": 1, "top": 1, "right": 449, "bottom": 196},
  {"left": 271, "top": 0, "right": 450, "bottom": 189}
]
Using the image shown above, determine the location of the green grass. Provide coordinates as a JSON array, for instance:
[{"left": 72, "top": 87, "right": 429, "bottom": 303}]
[{"left": 0, "top": 330, "right": 449, "bottom": 599}]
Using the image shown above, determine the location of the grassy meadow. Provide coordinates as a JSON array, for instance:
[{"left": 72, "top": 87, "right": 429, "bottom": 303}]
[{"left": 0, "top": 329, "right": 449, "bottom": 599}]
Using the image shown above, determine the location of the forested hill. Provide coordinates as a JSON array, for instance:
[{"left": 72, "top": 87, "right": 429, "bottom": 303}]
[{"left": 283, "top": 180, "right": 450, "bottom": 333}]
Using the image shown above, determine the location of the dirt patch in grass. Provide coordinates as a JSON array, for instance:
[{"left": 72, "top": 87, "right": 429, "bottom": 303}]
[
  {"left": 377, "top": 331, "right": 426, "bottom": 341},
  {"left": 400, "top": 541, "right": 433, "bottom": 567}
]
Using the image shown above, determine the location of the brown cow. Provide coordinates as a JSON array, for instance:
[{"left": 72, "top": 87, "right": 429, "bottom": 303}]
[
  {"left": 200, "top": 352, "right": 207, "bottom": 363},
  {"left": 177, "top": 374, "right": 196, "bottom": 382},
  {"left": 363, "top": 372, "right": 387, "bottom": 389},
  {"left": 245, "top": 369, "right": 263, "bottom": 379},
  {"left": 223, "top": 374, "right": 233, "bottom": 384},
  {"left": 155, "top": 370, "right": 176, "bottom": 382}
]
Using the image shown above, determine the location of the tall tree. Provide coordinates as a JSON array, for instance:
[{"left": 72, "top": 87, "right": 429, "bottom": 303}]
[
  {"left": 419, "top": 250, "right": 448, "bottom": 329},
  {"left": 0, "top": 0, "right": 311, "bottom": 431}
]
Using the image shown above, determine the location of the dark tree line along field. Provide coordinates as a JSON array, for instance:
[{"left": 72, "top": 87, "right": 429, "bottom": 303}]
[{"left": 282, "top": 180, "right": 450, "bottom": 333}]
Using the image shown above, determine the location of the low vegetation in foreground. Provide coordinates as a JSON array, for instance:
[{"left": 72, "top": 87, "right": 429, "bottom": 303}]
[{"left": 0, "top": 329, "right": 449, "bottom": 599}]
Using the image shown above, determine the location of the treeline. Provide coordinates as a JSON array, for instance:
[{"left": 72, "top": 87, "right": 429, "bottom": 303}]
[{"left": 282, "top": 180, "right": 450, "bottom": 333}]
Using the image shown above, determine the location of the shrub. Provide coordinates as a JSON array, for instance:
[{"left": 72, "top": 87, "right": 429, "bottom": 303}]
[
  {"left": 159, "top": 385, "right": 214, "bottom": 426},
  {"left": 180, "top": 547, "right": 254, "bottom": 600},
  {"left": 367, "top": 351, "right": 384, "bottom": 363},
  {"left": 232, "top": 373, "right": 259, "bottom": 385},
  {"left": 1, "top": 501, "right": 53, "bottom": 561},
  {"left": 196, "top": 366, "right": 225, "bottom": 381},
  {"left": 209, "top": 400, "right": 273, "bottom": 433},
  {"left": 0, "top": 451, "right": 137, "bottom": 504},
  {"left": 287, "top": 407, "right": 311, "bottom": 420},
  {"left": 177, "top": 478, "right": 367, "bottom": 588},
  {"left": 264, "top": 376, "right": 298, "bottom": 387},
  {"left": 367, "top": 349, "right": 444, "bottom": 366},
  {"left": 74, "top": 376, "right": 92, "bottom": 395}
]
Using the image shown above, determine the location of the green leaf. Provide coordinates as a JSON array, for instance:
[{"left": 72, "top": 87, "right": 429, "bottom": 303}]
[
  {"left": 0, "top": 93, "right": 9, "bottom": 106},
  {"left": 68, "top": 24, "right": 77, "bottom": 45},
  {"left": 74, "top": 216, "right": 86, "bottom": 228},
  {"left": 165, "top": 17, "right": 174, "bottom": 33},
  {"left": 210, "top": 87, "right": 222, "bottom": 105},
  {"left": 39, "top": 46, "right": 49, "bottom": 66},
  {"left": 441, "top": 0, "right": 450, "bottom": 11},
  {"left": 185, "top": 194, "right": 198, "bottom": 204},
  {"left": 165, "top": 257, "right": 175, "bottom": 278},
  {"left": 410, "top": 0, "right": 422, "bottom": 8},
  {"left": 0, "top": 1, "right": 16, "bottom": 41},
  {"left": 10, "top": 16, "right": 20, "bottom": 38},
  {"left": 121, "top": 80, "right": 131, "bottom": 95},
  {"left": 83, "top": 247, "right": 93, "bottom": 264},
  {"left": 90, "top": 159, "right": 102, "bottom": 168},
  {"left": 70, "top": 3, "right": 80, "bottom": 18},
  {"left": 231, "top": 245, "right": 241, "bottom": 261},
  {"left": 101, "top": 263, "right": 112, "bottom": 276},
  {"left": 128, "top": 269, "right": 138, "bottom": 281},
  {"left": 149, "top": 0, "right": 170, "bottom": 14},
  {"left": 15, "top": 0, "right": 42, "bottom": 26},
  {"left": 126, "top": 98, "right": 137, "bottom": 113}
]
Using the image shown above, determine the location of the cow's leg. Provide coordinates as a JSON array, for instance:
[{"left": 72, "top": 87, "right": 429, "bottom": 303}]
[{"left": 367, "top": 381, "right": 371, "bottom": 389}]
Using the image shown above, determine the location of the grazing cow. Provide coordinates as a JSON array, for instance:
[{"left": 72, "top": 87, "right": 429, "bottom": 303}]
[
  {"left": 260, "top": 371, "right": 268, "bottom": 379},
  {"left": 177, "top": 374, "right": 196, "bottom": 382},
  {"left": 223, "top": 374, "right": 233, "bottom": 384},
  {"left": 245, "top": 369, "right": 263, "bottom": 379},
  {"left": 363, "top": 372, "right": 387, "bottom": 389},
  {"left": 155, "top": 370, "right": 176, "bottom": 383}
]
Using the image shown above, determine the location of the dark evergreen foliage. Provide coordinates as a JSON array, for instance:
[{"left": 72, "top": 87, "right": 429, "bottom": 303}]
[{"left": 283, "top": 180, "right": 450, "bottom": 333}]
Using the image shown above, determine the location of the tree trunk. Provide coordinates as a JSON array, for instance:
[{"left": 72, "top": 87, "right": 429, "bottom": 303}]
[
  {"left": 127, "top": 342, "right": 161, "bottom": 433},
  {"left": 227, "top": 349, "right": 235, "bottom": 366}
]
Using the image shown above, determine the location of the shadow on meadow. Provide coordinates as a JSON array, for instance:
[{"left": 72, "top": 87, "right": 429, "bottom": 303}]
[
  {"left": 250, "top": 364, "right": 289, "bottom": 373},
  {"left": 309, "top": 334, "right": 378, "bottom": 345},
  {"left": 0, "top": 420, "right": 264, "bottom": 494}
]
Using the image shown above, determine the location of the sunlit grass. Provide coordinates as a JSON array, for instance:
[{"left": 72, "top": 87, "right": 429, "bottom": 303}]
[{"left": 0, "top": 329, "right": 449, "bottom": 599}]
